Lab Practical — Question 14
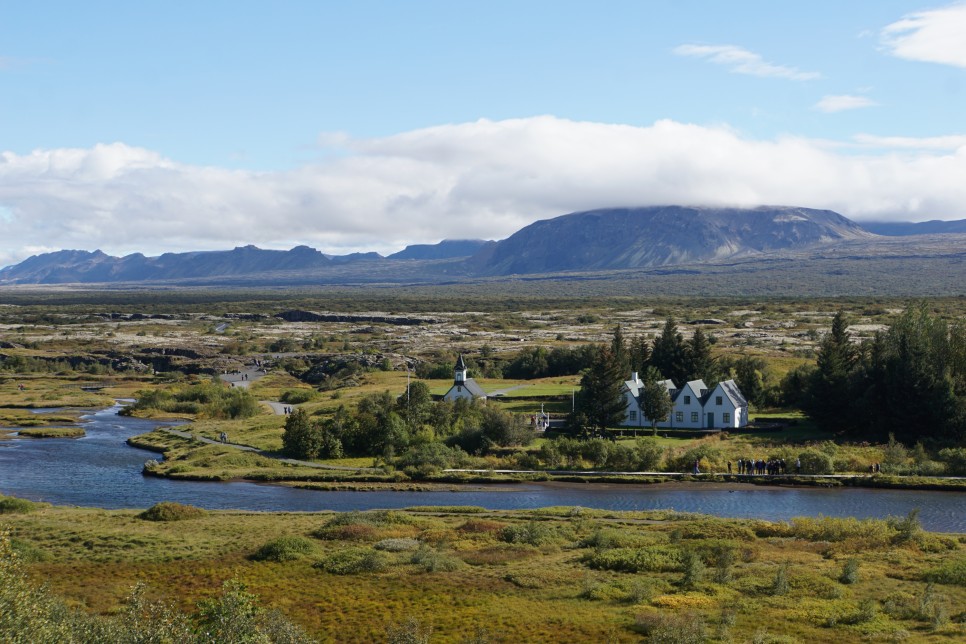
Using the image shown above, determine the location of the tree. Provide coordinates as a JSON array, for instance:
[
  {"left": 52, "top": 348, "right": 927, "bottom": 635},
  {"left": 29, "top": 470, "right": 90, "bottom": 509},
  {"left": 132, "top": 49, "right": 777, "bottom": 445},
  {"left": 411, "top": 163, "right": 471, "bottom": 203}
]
[
  {"left": 480, "top": 406, "right": 534, "bottom": 447},
  {"left": 282, "top": 408, "right": 323, "bottom": 459},
  {"left": 730, "top": 354, "right": 769, "bottom": 408},
  {"left": 629, "top": 335, "right": 651, "bottom": 375},
  {"left": 611, "top": 324, "right": 630, "bottom": 375},
  {"left": 651, "top": 317, "right": 688, "bottom": 385},
  {"left": 638, "top": 366, "right": 672, "bottom": 432},
  {"left": 575, "top": 346, "right": 626, "bottom": 433},
  {"left": 397, "top": 380, "right": 433, "bottom": 432},
  {"left": 804, "top": 311, "right": 858, "bottom": 433},
  {"left": 684, "top": 327, "right": 716, "bottom": 383}
]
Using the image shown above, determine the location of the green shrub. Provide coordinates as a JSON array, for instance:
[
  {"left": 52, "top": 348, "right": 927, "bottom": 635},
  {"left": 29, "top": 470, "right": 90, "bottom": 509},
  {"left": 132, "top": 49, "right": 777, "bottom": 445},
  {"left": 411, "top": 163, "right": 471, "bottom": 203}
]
[
  {"left": 770, "top": 563, "right": 790, "bottom": 596},
  {"left": 584, "top": 546, "right": 681, "bottom": 573},
  {"left": 280, "top": 389, "right": 316, "bottom": 404},
  {"left": 924, "top": 556, "right": 966, "bottom": 586},
  {"left": 138, "top": 501, "right": 206, "bottom": 522},
  {"left": 374, "top": 538, "right": 421, "bottom": 552},
  {"left": 316, "top": 547, "right": 389, "bottom": 575},
  {"left": 797, "top": 449, "right": 834, "bottom": 474},
  {"left": 250, "top": 535, "right": 315, "bottom": 562},
  {"left": 500, "top": 521, "right": 565, "bottom": 546},
  {"left": 839, "top": 558, "right": 860, "bottom": 585},
  {"left": 410, "top": 545, "right": 464, "bottom": 572},
  {"left": 675, "top": 519, "right": 756, "bottom": 541},
  {"left": 0, "top": 495, "right": 45, "bottom": 514},
  {"left": 635, "top": 610, "right": 707, "bottom": 643},
  {"left": 679, "top": 549, "right": 705, "bottom": 589}
]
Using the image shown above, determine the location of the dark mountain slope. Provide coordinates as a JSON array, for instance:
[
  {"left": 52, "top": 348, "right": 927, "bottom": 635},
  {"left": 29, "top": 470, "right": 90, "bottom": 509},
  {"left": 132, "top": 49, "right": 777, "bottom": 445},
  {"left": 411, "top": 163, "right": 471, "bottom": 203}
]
[
  {"left": 860, "top": 219, "right": 966, "bottom": 236},
  {"left": 469, "top": 206, "right": 874, "bottom": 275},
  {"left": 0, "top": 245, "right": 332, "bottom": 284},
  {"left": 389, "top": 239, "right": 492, "bottom": 260}
]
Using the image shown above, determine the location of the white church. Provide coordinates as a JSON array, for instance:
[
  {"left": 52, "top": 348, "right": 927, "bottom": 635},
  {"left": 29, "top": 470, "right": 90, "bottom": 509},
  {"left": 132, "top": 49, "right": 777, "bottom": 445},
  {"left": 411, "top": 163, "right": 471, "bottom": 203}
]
[{"left": 442, "top": 355, "right": 487, "bottom": 402}]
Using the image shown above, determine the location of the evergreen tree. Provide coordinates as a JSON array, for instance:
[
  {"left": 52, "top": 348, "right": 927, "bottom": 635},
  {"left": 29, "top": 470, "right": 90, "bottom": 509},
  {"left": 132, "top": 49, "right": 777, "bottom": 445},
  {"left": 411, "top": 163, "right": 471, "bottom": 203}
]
[
  {"left": 868, "top": 305, "right": 963, "bottom": 442},
  {"left": 611, "top": 324, "right": 630, "bottom": 375},
  {"left": 651, "top": 317, "right": 688, "bottom": 385},
  {"left": 629, "top": 335, "right": 652, "bottom": 374},
  {"left": 638, "top": 365, "right": 672, "bottom": 431},
  {"left": 804, "top": 311, "right": 857, "bottom": 434},
  {"left": 684, "top": 327, "right": 717, "bottom": 384},
  {"left": 575, "top": 346, "right": 627, "bottom": 432}
]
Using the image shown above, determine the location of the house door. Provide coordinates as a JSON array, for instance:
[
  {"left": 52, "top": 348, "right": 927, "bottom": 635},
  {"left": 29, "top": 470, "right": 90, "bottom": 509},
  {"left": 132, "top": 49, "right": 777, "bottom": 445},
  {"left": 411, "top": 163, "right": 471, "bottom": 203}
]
[{"left": 706, "top": 412, "right": 714, "bottom": 428}]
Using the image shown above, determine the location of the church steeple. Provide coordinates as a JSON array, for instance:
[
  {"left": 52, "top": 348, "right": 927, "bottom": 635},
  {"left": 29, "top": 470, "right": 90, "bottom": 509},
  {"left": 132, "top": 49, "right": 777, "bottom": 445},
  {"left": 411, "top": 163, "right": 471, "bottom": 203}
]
[{"left": 454, "top": 354, "right": 467, "bottom": 384}]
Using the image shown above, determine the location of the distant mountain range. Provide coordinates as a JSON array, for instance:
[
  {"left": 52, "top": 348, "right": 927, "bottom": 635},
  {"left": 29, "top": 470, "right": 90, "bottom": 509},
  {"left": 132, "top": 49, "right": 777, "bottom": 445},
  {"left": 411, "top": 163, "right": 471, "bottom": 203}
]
[
  {"left": 1, "top": 206, "right": 964, "bottom": 286},
  {"left": 859, "top": 220, "right": 966, "bottom": 236}
]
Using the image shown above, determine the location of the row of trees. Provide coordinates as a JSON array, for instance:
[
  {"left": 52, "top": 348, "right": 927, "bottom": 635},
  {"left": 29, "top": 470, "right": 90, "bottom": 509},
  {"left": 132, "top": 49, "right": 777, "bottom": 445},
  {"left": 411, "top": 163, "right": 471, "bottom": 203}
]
[
  {"left": 283, "top": 384, "right": 533, "bottom": 462},
  {"left": 796, "top": 305, "right": 966, "bottom": 444}
]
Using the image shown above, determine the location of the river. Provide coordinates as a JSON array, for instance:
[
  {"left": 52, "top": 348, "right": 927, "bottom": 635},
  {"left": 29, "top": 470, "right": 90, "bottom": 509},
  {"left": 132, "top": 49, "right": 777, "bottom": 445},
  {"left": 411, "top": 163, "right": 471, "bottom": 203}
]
[{"left": 1, "top": 404, "right": 964, "bottom": 532}]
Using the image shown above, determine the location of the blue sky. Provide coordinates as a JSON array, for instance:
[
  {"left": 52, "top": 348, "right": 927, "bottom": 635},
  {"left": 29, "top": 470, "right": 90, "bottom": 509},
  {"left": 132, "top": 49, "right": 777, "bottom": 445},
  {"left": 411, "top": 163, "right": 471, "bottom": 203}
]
[{"left": 2, "top": 1, "right": 966, "bottom": 266}]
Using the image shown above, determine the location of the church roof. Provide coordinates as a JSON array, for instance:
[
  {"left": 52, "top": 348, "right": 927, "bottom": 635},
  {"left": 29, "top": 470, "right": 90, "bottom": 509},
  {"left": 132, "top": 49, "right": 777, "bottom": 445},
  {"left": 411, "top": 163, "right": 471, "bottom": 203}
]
[{"left": 455, "top": 354, "right": 467, "bottom": 370}]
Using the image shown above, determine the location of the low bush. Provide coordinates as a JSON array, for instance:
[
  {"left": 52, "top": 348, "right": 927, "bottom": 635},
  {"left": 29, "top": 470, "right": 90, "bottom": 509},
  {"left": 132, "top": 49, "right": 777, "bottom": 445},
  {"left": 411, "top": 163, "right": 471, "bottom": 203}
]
[
  {"left": 410, "top": 545, "right": 464, "bottom": 572},
  {"left": 924, "top": 555, "right": 966, "bottom": 587},
  {"left": 500, "top": 521, "right": 569, "bottom": 546},
  {"left": 315, "top": 547, "right": 389, "bottom": 575},
  {"left": 584, "top": 546, "right": 681, "bottom": 573},
  {"left": 374, "top": 538, "right": 421, "bottom": 552},
  {"left": 839, "top": 558, "right": 860, "bottom": 585},
  {"left": 279, "top": 389, "right": 316, "bottom": 404},
  {"left": 138, "top": 501, "right": 207, "bottom": 522},
  {"left": 0, "top": 495, "right": 46, "bottom": 514},
  {"left": 457, "top": 519, "right": 507, "bottom": 535},
  {"left": 635, "top": 610, "right": 707, "bottom": 643},
  {"left": 250, "top": 535, "right": 315, "bottom": 562}
]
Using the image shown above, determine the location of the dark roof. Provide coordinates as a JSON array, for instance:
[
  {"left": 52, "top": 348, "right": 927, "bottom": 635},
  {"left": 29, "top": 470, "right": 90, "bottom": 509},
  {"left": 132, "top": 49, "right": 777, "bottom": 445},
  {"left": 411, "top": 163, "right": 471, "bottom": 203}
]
[
  {"left": 455, "top": 354, "right": 467, "bottom": 370},
  {"left": 446, "top": 377, "right": 487, "bottom": 398},
  {"left": 718, "top": 379, "right": 747, "bottom": 407}
]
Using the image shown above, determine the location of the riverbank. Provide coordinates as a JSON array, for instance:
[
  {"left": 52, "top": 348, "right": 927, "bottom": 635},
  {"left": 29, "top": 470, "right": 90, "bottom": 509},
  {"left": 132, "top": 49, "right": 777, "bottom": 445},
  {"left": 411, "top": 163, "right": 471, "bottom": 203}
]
[{"left": 2, "top": 496, "right": 964, "bottom": 642}]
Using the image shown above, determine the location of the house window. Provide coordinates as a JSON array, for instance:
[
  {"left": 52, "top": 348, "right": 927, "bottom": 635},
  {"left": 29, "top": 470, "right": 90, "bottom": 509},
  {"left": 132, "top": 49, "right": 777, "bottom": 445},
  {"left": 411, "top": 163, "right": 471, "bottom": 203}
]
[
  {"left": 716, "top": 396, "right": 722, "bottom": 406},
  {"left": 691, "top": 412, "right": 698, "bottom": 423},
  {"left": 675, "top": 411, "right": 684, "bottom": 422},
  {"left": 723, "top": 412, "right": 731, "bottom": 424},
  {"left": 684, "top": 395, "right": 691, "bottom": 404},
  {"left": 629, "top": 410, "right": 637, "bottom": 421}
]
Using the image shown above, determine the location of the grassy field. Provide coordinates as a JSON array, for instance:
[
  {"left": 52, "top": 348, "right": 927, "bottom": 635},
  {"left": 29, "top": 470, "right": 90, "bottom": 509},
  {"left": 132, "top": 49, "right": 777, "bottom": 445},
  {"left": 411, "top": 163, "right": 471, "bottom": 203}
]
[{"left": 2, "top": 498, "right": 964, "bottom": 642}]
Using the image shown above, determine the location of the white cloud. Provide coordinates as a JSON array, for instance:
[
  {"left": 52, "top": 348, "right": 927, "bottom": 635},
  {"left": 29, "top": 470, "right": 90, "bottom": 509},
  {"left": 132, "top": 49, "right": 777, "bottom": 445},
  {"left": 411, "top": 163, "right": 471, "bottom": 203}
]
[
  {"left": 881, "top": 2, "right": 966, "bottom": 68},
  {"left": 854, "top": 133, "right": 966, "bottom": 150},
  {"left": 3, "top": 117, "right": 966, "bottom": 267},
  {"left": 814, "top": 94, "right": 879, "bottom": 113},
  {"left": 673, "top": 44, "right": 820, "bottom": 80}
]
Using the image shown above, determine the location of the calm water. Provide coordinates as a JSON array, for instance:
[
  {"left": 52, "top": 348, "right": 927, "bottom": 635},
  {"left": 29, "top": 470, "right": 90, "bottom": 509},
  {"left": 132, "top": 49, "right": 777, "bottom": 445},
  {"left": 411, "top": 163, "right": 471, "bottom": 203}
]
[{"left": 1, "top": 404, "right": 964, "bottom": 532}]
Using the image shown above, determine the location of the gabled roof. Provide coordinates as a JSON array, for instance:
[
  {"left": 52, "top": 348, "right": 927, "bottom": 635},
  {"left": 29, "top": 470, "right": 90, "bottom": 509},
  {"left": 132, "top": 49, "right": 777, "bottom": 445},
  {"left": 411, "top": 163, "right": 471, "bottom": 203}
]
[
  {"left": 456, "top": 377, "right": 487, "bottom": 398},
  {"left": 455, "top": 354, "right": 467, "bottom": 370},
  {"left": 717, "top": 379, "right": 747, "bottom": 407},
  {"left": 677, "top": 380, "right": 707, "bottom": 403}
]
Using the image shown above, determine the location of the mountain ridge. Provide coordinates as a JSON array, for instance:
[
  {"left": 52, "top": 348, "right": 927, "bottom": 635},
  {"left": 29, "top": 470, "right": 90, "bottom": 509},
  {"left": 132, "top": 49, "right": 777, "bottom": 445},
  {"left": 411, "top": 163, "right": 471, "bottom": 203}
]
[{"left": 3, "top": 205, "right": 960, "bottom": 286}]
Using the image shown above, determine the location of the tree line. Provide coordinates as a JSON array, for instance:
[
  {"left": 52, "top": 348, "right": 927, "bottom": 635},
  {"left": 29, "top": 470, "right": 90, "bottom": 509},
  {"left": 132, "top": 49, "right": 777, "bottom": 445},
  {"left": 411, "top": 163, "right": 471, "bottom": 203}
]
[{"left": 791, "top": 305, "right": 966, "bottom": 445}]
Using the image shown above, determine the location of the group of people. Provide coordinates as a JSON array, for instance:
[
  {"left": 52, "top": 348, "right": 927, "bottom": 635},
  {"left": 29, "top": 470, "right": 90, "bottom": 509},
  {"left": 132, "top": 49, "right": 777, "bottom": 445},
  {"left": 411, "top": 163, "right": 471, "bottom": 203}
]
[{"left": 730, "top": 457, "right": 800, "bottom": 475}]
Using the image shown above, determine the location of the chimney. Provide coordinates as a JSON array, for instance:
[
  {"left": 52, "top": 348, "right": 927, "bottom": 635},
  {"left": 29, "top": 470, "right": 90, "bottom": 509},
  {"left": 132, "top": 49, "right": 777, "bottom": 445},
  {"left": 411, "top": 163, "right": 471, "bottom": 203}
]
[{"left": 631, "top": 371, "right": 639, "bottom": 382}]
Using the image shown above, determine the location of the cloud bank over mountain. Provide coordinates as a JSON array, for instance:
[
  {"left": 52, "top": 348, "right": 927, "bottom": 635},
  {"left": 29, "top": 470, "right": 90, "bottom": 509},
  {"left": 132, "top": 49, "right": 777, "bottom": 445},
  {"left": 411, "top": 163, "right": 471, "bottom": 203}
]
[{"left": 3, "top": 116, "right": 966, "bottom": 268}]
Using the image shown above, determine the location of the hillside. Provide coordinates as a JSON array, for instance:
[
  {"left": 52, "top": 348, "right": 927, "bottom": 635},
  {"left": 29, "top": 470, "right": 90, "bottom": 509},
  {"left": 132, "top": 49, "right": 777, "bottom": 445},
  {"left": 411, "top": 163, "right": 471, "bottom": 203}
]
[{"left": 470, "top": 206, "right": 875, "bottom": 275}]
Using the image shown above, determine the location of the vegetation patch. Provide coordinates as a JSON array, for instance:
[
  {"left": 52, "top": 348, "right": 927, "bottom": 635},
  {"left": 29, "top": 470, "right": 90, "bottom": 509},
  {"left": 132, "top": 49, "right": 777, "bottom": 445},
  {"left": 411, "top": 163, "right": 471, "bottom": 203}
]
[
  {"left": 16, "top": 426, "right": 85, "bottom": 438},
  {"left": 315, "top": 547, "right": 389, "bottom": 575},
  {"left": 138, "top": 501, "right": 207, "bottom": 522},
  {"left": 0, "top": 495, "right": 47, "bottom": 514},
  {"left": 250, "top": 535, "right": 316, "bottom": 562}
]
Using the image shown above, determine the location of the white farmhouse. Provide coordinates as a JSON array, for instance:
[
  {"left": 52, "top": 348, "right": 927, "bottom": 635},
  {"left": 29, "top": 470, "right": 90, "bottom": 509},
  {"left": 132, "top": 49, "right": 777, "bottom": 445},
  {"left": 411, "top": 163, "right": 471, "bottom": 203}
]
[
  {"left": 442, "top": 354, "right": 487, "bottom": 403},
  {"left": 621, "top": 372, "right": 748, "bottom": 429}
]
